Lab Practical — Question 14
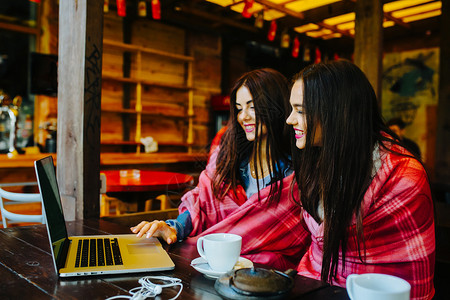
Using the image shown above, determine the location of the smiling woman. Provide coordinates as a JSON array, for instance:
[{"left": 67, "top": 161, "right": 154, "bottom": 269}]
[
  {"left": 131, "top": 68, "right": 311, "bottom": 271},
  {"left": 288, "top": 60, "right": 435, "bottom": 300}
]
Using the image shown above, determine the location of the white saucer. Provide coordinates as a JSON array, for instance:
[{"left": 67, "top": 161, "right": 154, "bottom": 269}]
[{"left": 190, "top": 257, "right": 253, "bottom": 279}]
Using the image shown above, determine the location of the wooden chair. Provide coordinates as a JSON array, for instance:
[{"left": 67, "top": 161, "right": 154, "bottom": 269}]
[{"left": 0, "top": 187, "right": 44, "bottom": 228}]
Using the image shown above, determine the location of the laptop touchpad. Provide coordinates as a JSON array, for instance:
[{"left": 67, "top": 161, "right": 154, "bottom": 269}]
[{"left": 127, "top": 241, "right": 160, "bottom": 254}]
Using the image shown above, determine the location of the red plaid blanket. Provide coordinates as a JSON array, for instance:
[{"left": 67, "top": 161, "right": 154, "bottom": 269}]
[{"left": 297, "top": 145, "right": 435, "bottom": 300}]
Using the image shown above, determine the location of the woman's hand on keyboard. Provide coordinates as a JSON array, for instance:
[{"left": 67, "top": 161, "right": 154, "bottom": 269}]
[{"left": 131, "top": 220, "right": 178, "bottom": 244}]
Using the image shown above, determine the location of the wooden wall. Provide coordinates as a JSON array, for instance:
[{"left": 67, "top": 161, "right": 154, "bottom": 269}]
[
  {"left": 188, "top": 30, "right": 222, "bottom": 150},
  {"left": 36, "top": 9, "right": 221, "bottom": 156},
  {"left": 101, "top": 15, "right": 221, "bottom": 153}
]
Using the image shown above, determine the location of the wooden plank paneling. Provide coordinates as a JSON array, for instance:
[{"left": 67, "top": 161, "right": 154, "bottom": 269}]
[
  {"left": 131, "top": 20, "right": 186, "bottom": 55},
  {"left": 189, "top": 31, "right": 221, "bottom": 150},
  {"left": 141, "top": 85, "right": 188, "bottom": 104},
  {"left": 140, "top": 117, "right": 185, "bottom": 144}
]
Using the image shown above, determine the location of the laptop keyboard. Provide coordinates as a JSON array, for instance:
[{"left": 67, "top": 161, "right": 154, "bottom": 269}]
[{"left": 74, "top": 238, "right": 123, "bottom": 268}]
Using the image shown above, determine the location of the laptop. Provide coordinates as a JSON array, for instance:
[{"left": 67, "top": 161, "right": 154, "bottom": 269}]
[{"left": 34, "top": 156, "right": 175, "bottom": 277}]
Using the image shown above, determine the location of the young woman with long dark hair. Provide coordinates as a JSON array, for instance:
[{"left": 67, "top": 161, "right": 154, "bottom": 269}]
[
  {"left": 132, "top": 68, "right": 310, "bottom": 269},
  {"left": 286, "top": 60, "right": 435, "bottom": 299}
]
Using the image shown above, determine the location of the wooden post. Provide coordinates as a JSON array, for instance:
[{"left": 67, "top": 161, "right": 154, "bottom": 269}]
[
  {"left": 354, "top": 0, "right": 383, "bottom": 102},
  {"left": 435, "top": 0, "right": 450, "bottom": 183},
  {"left": 57, "top": 0, "right": 103, "bottom": 220}
]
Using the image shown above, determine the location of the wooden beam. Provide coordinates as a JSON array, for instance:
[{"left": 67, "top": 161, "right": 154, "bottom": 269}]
[
  {"left": 384, "top": 12, "right": 411, "bottom": 29},
  {"left": 57, "top": 0, "right": 103, "bottom": 220},
  {"left": 350, "top": 0, "right": 411, "bottom": 29},
  {"left": 179, "top": 4, "right": 258, "bottom": 33},
  {"left": 316, "top": 21, "right": 354, "bottom": 38},
  {"left": 283, "top": 0, "right": 355, "bottom": 26},
  {"left": 255, "top": 0, "right": 305, "bottom": 19},
  {"left": 354, "top": 0, "right": 383, "bottom": 101},
  {"left": 434, "top": 0, "right": 450, "bottom": 182}
]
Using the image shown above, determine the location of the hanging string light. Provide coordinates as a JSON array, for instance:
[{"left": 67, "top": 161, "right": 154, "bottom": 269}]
[
  {"left": 254, "top": 10, "right": 264, "bottom": 29},
  {"left": 303, "top": 46, "right": 311, "bottom": 62},
  {"left": 104, "top": 0, "right": 109, "bottom": 13},
  {"left": 138, "top": 0, "right": 147, "bottom": 17},
  {"left": 281, "top": 31, "right": 290, "bottom": 48}
]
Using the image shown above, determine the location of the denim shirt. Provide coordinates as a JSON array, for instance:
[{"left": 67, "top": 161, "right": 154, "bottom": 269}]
[
  {"left": 239, "top": 156, "right": 293, "bottom": 199},
  {"left": 166, "top": 157, "right": 292, "bottom": 241}
]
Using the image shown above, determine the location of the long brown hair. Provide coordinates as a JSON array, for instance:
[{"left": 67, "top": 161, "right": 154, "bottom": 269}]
[
  {"left": 212, "top": 68, "right": 292, "bottom": 204},
  {"left": 290, "top": 60, "right": 417, "bottom": 283}
]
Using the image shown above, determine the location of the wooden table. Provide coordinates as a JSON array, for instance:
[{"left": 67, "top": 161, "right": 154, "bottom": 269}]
[
  {"left": 0, "top": 220, "right": 350, "bottom": 299},
  {"left": 102, "top": 170, "right": 194, "bottom": 211}
]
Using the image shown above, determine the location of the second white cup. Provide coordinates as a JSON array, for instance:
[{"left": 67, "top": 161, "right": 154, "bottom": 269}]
[
  {"left": 346, "top": 273, "right": 411, "bottom": 300},
  {"left": 196, "top": 233, "right": 242, "bottom": 272}
]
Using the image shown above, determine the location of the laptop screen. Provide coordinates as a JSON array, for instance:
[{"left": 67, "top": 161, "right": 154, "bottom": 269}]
[{"left": 34, "top": 156, "right": 69, "bottom": 271}]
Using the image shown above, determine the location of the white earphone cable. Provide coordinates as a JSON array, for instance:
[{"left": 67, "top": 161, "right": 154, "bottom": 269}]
[{"left": 105, "top": 276, "right": 183, "bottom": 300}]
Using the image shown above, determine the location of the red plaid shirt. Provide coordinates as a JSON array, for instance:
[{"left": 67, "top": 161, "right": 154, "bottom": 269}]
[{"left": 297, "top": 144, "right": 435, "bottom": 300}]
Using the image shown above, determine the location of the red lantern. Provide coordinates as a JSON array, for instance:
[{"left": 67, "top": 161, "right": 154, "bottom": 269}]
[
  {"left": 267, "top": 20, "right": 277, "bottom": 41},
  {"left": 315, "top": 47, "right": 321, "bottom": 64},
  {"left": 292, "top": 37, "right": 300, "bottom": 58},
  {"left": 242, "top": 0, "right": 254, "bottom": 18},
  {"left": 116, "top": 0, "right": 126, "bottom": 17},
  {"left": 152, "top": 0, "right": 161, "bottom": 20},
  {"left": 334, "top": 53, "right": 340, "bottom": 60}
]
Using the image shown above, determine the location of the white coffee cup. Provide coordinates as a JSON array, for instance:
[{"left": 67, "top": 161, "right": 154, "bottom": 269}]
[
  {"left": 196, "top": 233, "right": 242, "bottom": 272},
  {"left": 346, "top": 273, "right": 411, "bottom": 300}
]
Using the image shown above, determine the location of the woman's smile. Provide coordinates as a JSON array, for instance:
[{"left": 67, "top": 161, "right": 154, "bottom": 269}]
[
  {"left": 244, "top": 123, "right": 255, "bottom": 133},
  {"left": 294, "top": 128, "right": 304, "bottom": 139}
]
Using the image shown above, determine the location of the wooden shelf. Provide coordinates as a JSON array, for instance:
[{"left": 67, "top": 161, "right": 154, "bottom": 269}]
[
  {"left": 101, "top": 108, "right": 190, "bottom": 120},
  {"left": 101, "top": 108, "right": 136, "bottom": 114},
  {"left": 102, "top": 36, "right": 195, "bottom": 154},
  {"left": 103, "top": 39, "right": 194, "bottom": 62},
  {"left": 101, "top": 141, "right": 140, "bottom": 145},
  {"left": 101, "top": 141, "right": 193, "bottom": 147},
  {"left": 140, "top": 112, "right": 189, "bottom": 120},
  {"left": 102, "top": 73, "right": 193, "bottom": 90}
]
